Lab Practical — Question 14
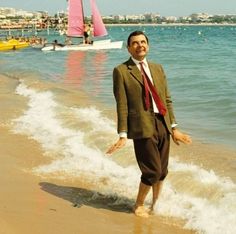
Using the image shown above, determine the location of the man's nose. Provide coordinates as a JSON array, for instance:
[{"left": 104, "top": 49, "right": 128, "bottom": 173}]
[{"left": 136, "top": 41, "right": 143, "bottom": 47}]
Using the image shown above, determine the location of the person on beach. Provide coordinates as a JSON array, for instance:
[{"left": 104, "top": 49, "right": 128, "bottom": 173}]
[
  {"left": 83, "top": 24, "right": 92, "bottom": 44},
  {"left": 106, "top": 31, "right": 192, "bottom": 218},
  {"left": 52, "top": 39, "right": 64, "bottom": 50}
]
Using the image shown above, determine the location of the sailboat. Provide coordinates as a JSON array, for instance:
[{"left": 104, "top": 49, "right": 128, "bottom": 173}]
[{"left": 42, "top": 0, "right": 123, "bottom": 51}]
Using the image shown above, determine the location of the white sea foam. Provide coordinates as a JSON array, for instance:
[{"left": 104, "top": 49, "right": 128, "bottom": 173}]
[
  {"left": 14, "top": 82, "right": 77, "bottom": 153},
  {"left": 13, "top": 82, "right": 236, "bottom": 234},
  {"left": 71, "top": 106, "right": 115, "bottom": 133},
  {"left": 159, "top": 160, "right": 236, "bottom": 234},
  {"left": 169, "top": 158, "right": 235, "bottom": 191}
]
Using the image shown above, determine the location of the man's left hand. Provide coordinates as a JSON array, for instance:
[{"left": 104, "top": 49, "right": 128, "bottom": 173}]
[{"left": 172, "top": 129, "right": 192, "bottom": 145}]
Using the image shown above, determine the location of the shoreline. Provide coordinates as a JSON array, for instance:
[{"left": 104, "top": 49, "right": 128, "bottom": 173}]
[
  {"left": 0, "top": 74, "right": 196, "bottom": 234},
  {"left": 1, "top": 69, "right": 235, "bottom": 233},
  {"left": 0, "top": 23, "right": 235, "bottom": 31},
  {"left": 0, "top": 127, "right": 196, "bottom": 234}
]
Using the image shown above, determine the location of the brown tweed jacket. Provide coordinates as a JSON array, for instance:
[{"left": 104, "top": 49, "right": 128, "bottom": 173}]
[{"left": 113, "top": 58, "right": 176, "bottom": 139}]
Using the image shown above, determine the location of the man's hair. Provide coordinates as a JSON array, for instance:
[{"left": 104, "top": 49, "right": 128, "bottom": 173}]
[{"left": 127, "top": 31, "right": 149, "bottom": 46}]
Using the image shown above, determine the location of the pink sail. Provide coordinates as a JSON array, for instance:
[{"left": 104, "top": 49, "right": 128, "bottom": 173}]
[
  {"left": 90, "top": 0, "right": 108, "bottom": 37},
  {"left": 67, "top": 0, "right": 84, "bottom": 37}
]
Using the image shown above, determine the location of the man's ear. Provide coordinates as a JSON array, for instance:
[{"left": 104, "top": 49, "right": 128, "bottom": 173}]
[{"left": 127, "top": 45, "right": 130, "bottom": 53}]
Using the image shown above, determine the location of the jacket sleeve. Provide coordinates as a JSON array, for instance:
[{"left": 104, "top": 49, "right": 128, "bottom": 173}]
[
  {"left": 160, "top": 65, "right": 177, "bottom": 127},
  {"left": 113, "top": 67, "right": 128, "bottom": 134}
]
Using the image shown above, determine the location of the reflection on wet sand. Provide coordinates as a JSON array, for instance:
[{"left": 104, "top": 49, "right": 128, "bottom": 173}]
[
  {"left": 65, "top": 51, "right": 86, "bottom": 88},
  {"left": 64, "top": 51, "right": 108, "bottom": 95},
  {"left": 90, "top": 52, "right": 108, "bottom": 95}
]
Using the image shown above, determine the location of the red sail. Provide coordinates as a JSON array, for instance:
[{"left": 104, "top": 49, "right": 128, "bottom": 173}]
[
  {"left": 90, "top": 0, "right": 108, "bottom": 37},
  {"left": 67, "top": 0, "right": 84, "bottom": 37}
]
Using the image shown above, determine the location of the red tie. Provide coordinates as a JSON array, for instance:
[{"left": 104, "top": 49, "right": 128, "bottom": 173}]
[{"left": 139, "top": 62, "right": 167, "bottom": 116}]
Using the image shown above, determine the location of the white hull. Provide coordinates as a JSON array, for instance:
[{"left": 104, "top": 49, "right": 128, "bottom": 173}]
[{"left": 41, "top": 39, "right": 123, "bottom": 51}]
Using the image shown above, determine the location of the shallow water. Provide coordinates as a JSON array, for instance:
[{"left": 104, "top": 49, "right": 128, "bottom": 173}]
[{"left": 1, "top": 25, "right": 236, "bottom": 148}]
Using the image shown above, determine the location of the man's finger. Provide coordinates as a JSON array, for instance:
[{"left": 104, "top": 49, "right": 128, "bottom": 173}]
[{"left": 106, "top": 144, "right": 118, "bottom": 154}]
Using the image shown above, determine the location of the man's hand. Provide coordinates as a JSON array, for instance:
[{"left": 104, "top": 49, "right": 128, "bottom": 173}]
[
  {"left": 172, "top": 129, "right": 192, "bottom": 145},
  {"left": 106, "top": 137, "right": 127, "bottom": 155}
]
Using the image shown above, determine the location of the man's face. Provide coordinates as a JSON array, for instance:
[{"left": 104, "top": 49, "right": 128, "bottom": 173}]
[{"left": 127, "top": 35, "right": 149, "bottom": 61}]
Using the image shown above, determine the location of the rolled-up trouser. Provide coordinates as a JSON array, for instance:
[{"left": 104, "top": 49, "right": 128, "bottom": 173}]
[{"left": 133, "top": 114, "right": 170, "bottom": 186}]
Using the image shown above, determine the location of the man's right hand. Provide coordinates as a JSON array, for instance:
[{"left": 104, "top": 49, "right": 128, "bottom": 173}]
[{"left": 106, "top": 137, "right": 127, "bottom": 155}]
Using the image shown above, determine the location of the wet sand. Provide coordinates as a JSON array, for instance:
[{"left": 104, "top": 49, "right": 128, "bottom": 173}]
[{"left": 0, "top": 74, "right": 197, "bottom": 233}]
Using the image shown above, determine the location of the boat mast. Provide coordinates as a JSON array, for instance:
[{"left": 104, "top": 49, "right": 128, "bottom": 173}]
[{"left": 81, "top": 0, "right": 85, "bottom": 25}]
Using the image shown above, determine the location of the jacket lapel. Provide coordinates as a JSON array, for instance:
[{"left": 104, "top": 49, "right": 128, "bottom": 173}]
[
  {"left": 148, "top": 62, "right": 162, "bottom": 94},
  {"left": 149, "top": 63, "right": 158, "bottom": 86},
  {"left": 126, "top": 59, "right": 162, "bottom": 91},
  {"left": 127, "top": 58, "right": 144, "bottom": 85}
]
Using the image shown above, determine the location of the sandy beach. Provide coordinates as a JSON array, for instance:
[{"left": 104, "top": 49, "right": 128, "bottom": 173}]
[
  {"left": 0, "top": 74, "right": 198, "bottom": 234},
  {"left": 1, "top": 72, "right": 235, "bottom": 234}
]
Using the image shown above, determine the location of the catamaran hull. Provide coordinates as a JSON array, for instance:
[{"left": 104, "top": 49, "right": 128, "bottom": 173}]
[{"left": 41, "top": 40, "right": 123, "bottom": 51}]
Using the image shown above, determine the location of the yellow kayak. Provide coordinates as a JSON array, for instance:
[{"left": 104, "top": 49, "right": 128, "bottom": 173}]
[{"left": 0, "top": 39, "right": 29, "bottom": 51}]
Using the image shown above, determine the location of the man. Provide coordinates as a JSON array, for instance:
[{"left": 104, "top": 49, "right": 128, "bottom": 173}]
[
  {"left": 106, "top": 31, "right": 192, "bottom": 218},
  {"left": 83, "top": 24, "right": 92, "bottom": 44}
]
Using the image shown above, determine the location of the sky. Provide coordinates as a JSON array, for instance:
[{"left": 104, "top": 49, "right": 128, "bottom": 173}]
[{"left": 1, "top": 0, "right": 236, "bottom": 17}]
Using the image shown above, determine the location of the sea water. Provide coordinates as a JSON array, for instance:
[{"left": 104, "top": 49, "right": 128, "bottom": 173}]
[{"left": 1, "top": 25, "right": 236, "bottom": 234}]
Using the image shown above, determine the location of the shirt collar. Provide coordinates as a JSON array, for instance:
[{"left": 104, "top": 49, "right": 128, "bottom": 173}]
[{"left": 131, "top": 57, "right": 148, "bottom": 67}]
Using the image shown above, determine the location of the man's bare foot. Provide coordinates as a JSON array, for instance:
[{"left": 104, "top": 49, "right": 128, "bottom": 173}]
[
  {"left": 133, "top": 205, "right": 149, "bottom": 218},
  {"left": 148, "top": 206, "right": 155, "bottom": 215}
]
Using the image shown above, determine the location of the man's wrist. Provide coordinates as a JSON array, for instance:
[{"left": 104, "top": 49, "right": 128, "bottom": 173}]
[
  {"left": 119, "top": 131, "right": 127, "bottom": 138},
  {"left": 171, "top": 123, "right": 178, "bottom": 131}
]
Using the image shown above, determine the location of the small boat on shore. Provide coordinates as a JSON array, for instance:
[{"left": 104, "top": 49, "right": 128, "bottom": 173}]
[{"left": 0, "top": 39, "right": 29, "bottom": 51}]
